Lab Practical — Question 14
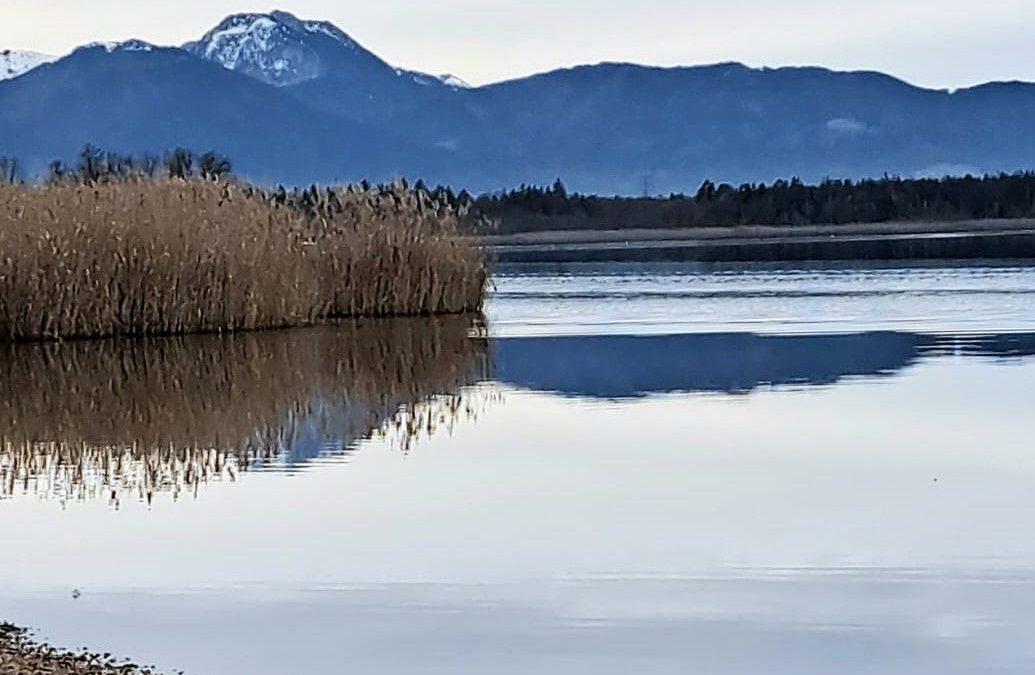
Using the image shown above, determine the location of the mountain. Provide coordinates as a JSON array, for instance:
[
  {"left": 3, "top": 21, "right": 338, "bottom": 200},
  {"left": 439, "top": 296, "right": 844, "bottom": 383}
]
[
  {"left": 465, "top": 63, "right": 965, "bottom": 193},
  {"left": 183, "top": 11, "right": 468, "bottom": 94},
  {"left": 183, "top": 10, "right": 390, "bottom": 88},
  {"left": 0, "top": 49, "right": 55, "bottom": 81},
  {"left": 183, "top": 9, "right": 483, "bottom": 148},
  {"left": 0, "top": 40, "right": 455, "bottom": 185},
  {"left": 5, "top": 10, "right": 1035, "bottom": 193}
]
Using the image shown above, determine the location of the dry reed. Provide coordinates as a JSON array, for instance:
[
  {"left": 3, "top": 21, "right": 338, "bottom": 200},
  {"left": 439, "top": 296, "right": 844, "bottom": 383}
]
[
  {"left": 284, "top": 183, "right": 489, "bottom": 317},
  {"left": 0, "top": 178, "right": 488, "bottom": 340},
  {"left": 0, "top": 316, "right": 490, "bottom": 505}
]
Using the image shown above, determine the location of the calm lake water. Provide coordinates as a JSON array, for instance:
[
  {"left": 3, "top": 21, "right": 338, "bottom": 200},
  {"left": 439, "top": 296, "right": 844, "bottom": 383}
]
[{"left": 3, "top": 261, "right": 1035, "bottom": 674}]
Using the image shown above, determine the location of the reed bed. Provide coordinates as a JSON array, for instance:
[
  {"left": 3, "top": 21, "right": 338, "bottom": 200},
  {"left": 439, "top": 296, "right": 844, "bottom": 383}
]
[
  {"left": 281, "top": 183, "right": 489, "bottom": 317},
  {"left": 0, "top": 316, "right": 490, "bottom": 505},
  {"left": 0, "top": 178, "right": 488, "bottom": 341}
]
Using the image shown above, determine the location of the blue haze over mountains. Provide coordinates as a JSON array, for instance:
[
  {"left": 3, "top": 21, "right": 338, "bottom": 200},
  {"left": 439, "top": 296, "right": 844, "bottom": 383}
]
[{"left": 2, "top": 10, "right": 1035, "bottom": 194}]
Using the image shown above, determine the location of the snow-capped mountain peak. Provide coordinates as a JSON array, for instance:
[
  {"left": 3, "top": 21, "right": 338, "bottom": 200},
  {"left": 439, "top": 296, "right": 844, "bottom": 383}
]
[
  {"left": 0, "top": 49, "right": 56, "bottom": 82},
  {"left": 184, "top": 10, "right": 370, "bottom": 87}
]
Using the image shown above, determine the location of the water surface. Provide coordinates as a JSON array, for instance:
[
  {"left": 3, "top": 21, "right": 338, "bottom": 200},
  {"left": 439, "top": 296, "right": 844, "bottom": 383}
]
[
  {"left": 488, "top": 260, "right": 1035, "bottom": 335},
  {"left": 2, "top": 262, "right": 1034, "bottom": 674}
]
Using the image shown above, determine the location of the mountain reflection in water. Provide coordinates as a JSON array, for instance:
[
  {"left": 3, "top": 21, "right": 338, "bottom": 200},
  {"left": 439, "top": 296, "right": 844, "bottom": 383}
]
[
  {"left": 492, "top": 331, "right": 1035, "bottom": 398},
  {"left": 0, "top": 317, "right": 489, "bottom": 504},
  {"left": 3, "top": 324, "right": 1034, "bottom": 505}
]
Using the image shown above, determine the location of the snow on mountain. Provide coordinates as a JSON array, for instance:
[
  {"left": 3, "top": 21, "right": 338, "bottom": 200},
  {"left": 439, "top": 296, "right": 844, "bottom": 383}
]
[
  {"left": 78, "top": 40, "right": 155, "bottom": 54},
  {"left": 0, "top": 49, "right": 55, "bottom": 81},
  {"left": 408, "top": 71, "right": 470, "bottom": 89},
  {"left": 183, "top": 10, "right": 367, "bottom": 87},
  {"left": 437, "top": 74, "right": 470, "bottom": 89},
  {"left": 183, "top": 8, "right": 467, "bottom": 105},
  {"left": 295, "top": 14, "right": 359, "bottom": 48}
]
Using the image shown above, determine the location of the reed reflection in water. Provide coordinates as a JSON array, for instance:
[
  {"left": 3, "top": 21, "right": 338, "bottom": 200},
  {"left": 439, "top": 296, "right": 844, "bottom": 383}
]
[{"left": 0, "top": 316, "right": 489, "bottom": 505}]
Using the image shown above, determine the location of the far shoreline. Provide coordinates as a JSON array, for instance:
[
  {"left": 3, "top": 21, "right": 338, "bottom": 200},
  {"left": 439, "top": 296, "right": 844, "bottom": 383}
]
[{"left": 481, "top": 219, "right": 1035, "bottom": 263}]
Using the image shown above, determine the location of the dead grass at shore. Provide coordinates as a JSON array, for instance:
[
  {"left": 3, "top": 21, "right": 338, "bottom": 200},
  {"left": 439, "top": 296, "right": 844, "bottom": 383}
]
[
  {"left": 0, "top": 622, "right": 165, "bottom": 675},
  {"left": 0, "top": 179, "right": 487, "bottom": 341}
]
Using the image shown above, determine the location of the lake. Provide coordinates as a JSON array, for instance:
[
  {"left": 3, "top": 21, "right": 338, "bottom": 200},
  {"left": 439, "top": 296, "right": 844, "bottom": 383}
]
[{"left": 3, "top": 261, "right": 1035, "bottom": 674}]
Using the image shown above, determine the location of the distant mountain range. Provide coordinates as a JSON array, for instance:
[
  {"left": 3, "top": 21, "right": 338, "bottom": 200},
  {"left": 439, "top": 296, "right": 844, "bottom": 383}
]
[{"left": 4, "top": 10, "right": 1035, "bottom": 194}]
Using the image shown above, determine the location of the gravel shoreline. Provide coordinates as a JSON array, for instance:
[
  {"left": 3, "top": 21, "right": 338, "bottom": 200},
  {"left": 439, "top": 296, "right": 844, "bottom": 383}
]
[{"left": 0, "top": 623, "right": 171, "bottom": 675}]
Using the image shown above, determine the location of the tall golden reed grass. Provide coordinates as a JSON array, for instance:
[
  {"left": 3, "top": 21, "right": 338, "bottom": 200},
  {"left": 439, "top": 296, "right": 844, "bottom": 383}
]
[
  {"left": 0, "top": 316, "right": 490, "bottom": 505},
  {"left": 0, "top": 178, "right": 488, "bottom": 341}
]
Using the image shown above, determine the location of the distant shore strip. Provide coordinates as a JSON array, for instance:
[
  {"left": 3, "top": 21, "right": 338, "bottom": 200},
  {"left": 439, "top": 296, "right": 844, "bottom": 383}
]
[{"left": 485, "top": 220, "right": 1035, "bottom": 263}]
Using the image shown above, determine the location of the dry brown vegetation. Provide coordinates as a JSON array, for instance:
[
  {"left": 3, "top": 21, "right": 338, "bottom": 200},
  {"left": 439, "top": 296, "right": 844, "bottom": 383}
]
[
  {"left": 0, "top": 316, "right": 490, "bottom": 505},
  {"left": 1, "top": 622, "right": 163, "bottom": 675},
  {"left": 0, "top": 177, "right": 488, "bottom": 341}
]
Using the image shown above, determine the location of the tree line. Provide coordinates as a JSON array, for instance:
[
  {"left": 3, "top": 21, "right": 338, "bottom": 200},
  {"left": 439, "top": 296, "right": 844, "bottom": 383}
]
[
  {"left": 473, "top": 174, "right": 1035, "bottom": 233},
  {"left": 0, "top": 146, "right": 234, "bottom": 185},
  {"left": 8, "top": 147, "right": 1035, "bottom": 234}
]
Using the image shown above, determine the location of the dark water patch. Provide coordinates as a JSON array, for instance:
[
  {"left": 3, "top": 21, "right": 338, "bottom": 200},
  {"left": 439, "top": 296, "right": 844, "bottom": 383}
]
[
  {"left": 492, "top": 231, "right": 1035, "bottom": 264},
  {"left": 491, "top": 288, "right": 1035, "bottom": 301}
]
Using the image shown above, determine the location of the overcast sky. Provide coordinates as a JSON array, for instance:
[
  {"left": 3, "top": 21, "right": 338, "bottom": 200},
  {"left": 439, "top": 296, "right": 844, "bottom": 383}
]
[{"left": 3, "top": 0, "right": 1034, "bottom": 89}]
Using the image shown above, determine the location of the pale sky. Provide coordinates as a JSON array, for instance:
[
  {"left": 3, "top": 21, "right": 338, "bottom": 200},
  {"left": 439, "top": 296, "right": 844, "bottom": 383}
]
[{"left": 3, "top": 0, "right": 1035, "bottom": 89}]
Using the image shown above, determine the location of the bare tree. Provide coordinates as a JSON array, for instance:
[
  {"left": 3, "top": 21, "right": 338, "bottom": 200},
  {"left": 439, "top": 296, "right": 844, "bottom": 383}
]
[
  {"left": 165, "top": 148, "right": 194, "bottom": 179},
  {"left": 0, "top": 157, "right": 18, "bottom": 184},
  {"left": 199, "top": 151, "right": 232, "bottom": 180}
]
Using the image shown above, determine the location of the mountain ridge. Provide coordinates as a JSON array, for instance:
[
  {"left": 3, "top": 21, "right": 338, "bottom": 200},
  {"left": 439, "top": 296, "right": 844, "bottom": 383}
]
[{"left": 3, "top": 9, "right": 1035, "bottom": 194}]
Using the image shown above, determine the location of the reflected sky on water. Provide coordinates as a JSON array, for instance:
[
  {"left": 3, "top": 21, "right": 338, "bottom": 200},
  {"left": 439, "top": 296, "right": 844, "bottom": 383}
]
[
  {"left": 488, "top": 260, "right": 1035, "bottom": 336},
  {"left": 2, "top": 262, "right": 1035, "bottom": 674}
]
